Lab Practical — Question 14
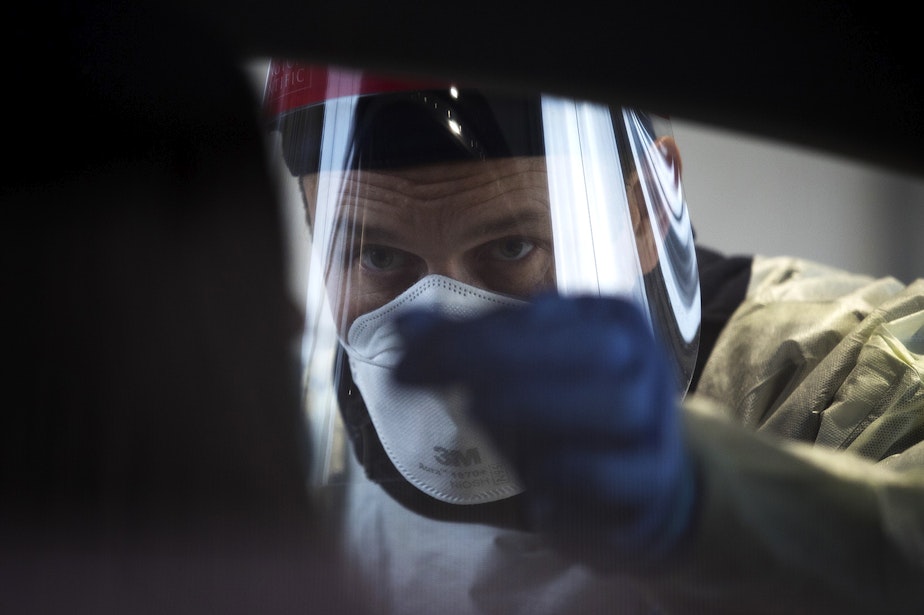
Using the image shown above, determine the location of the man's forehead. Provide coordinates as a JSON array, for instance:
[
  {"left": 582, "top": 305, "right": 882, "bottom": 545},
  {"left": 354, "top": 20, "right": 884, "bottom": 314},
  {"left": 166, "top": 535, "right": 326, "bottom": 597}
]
[
  {"left": 305, "top": 156, "right": 549, "bottom": 192},
  {"left": 301, "top": 157, "right": 553, "bottom": 236}
]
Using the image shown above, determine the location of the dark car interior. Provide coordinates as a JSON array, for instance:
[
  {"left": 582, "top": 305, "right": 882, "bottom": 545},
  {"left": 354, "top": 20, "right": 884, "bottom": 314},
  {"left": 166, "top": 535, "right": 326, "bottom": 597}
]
[{"left": 2, "top": 2, "right": 919, "bottom": 613}]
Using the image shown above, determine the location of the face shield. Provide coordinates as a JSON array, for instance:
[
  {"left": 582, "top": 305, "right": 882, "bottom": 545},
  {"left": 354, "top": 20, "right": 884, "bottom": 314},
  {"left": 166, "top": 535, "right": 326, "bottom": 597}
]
[{"left": 261, "top": 61, "right": 700, "bottom": 511}]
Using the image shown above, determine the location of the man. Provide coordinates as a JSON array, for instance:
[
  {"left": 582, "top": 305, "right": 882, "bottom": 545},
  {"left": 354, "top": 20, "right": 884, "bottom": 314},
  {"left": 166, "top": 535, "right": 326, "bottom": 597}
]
[{"left": 264, "top": 61, "right": 924, "bottom": 613}]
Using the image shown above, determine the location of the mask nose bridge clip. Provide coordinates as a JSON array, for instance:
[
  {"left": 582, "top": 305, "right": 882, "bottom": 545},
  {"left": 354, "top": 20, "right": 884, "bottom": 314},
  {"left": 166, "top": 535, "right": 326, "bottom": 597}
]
[
  {"left": 423, "top": 260, "right": 479, "bottom": 290},
  {"left": 345, "top": 274, "right": 525, "bottom": 364}
]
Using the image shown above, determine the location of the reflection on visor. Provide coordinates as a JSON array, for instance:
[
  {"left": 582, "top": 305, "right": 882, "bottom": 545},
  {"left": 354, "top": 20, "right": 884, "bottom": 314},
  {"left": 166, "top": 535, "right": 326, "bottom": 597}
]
[{"left": 624, "top": 109, "right": 700, "bottom": 345}]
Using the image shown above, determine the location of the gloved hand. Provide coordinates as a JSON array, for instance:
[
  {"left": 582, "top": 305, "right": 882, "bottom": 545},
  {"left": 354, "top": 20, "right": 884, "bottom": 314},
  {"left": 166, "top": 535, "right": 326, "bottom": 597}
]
[{"left": 394, "top": 293, "right": 698, "bottom": 570}]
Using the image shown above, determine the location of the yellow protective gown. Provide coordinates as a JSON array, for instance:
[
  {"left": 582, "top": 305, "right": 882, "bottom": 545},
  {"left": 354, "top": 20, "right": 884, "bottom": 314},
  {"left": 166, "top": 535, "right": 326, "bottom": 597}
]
[
  {"left": 645, "top": 255, "right": 924, "bottom": 613},
  {"left": 330, "top": 255, "right": 924, "bottom": 614}
]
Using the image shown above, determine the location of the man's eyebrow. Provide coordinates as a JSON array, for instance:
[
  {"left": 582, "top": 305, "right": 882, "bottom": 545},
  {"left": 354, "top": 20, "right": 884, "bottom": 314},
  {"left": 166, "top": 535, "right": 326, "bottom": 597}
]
[
  {"left": 465, "top": 208, "right": 552, "bottom": 241},
  {"left": 332, "top": 214, "right": 403, "bottom": 245},
  {"left": 332, "top": 207, "right": 553, "bottom": 245}
]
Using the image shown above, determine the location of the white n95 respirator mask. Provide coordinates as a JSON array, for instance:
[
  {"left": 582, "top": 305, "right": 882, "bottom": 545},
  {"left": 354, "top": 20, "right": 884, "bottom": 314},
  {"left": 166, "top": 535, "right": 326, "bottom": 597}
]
[{"left": 343, "top": 274, "right": 526, "bottom": 504}]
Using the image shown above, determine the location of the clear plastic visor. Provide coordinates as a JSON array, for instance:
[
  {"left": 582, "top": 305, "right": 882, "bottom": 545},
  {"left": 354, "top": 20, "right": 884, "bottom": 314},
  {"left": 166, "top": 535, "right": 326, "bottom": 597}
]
[{"left": 262, "top": 65, "right": 700, "bottom": 489}]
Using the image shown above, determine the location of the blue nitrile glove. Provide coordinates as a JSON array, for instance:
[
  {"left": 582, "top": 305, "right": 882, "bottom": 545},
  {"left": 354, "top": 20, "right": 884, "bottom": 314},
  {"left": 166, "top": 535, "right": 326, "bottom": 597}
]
[{"left": 394, "top": 293, "right": 698, "bottom": 570}]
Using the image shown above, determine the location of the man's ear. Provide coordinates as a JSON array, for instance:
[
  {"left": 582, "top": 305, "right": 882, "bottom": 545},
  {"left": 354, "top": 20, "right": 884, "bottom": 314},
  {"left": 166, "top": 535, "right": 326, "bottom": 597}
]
[
  {"left": 629, "top": 135, "right": 684, "bottom": 274},
  {"left": 655, "top": 136, "right": 682, "bottom": 184}
]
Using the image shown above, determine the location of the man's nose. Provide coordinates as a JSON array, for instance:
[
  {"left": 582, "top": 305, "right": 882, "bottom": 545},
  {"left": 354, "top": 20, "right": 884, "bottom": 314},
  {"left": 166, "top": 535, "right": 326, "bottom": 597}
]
[{"left": 426, "top": 259, "right": 480, "bottom": 288}]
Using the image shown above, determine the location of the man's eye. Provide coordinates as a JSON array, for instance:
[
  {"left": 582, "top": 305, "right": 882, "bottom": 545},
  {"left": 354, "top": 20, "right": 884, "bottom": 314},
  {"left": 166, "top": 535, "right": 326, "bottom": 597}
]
[
  {"left": 361, "top": 246, "right": 405, "bottom": 271},
  {"left": 491, "top": 238, "right": 535, "bottom": 261}
]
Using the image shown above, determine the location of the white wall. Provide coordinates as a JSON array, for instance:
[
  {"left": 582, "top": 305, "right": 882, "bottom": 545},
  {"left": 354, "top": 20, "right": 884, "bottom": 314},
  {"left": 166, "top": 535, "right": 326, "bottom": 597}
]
[{"left": 671, "top": 118, "right": 924, "bottom": 284}]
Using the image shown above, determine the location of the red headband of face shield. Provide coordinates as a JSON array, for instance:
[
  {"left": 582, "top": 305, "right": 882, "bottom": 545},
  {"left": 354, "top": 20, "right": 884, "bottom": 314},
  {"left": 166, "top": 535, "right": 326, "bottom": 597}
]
[{"left": 264, "top": 62, "right": 444, "bottom": 117}]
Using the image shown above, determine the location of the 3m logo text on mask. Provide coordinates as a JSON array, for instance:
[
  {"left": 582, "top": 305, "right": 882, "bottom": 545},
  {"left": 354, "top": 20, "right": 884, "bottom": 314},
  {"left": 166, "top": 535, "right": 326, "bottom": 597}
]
[{"left": 434, "top": 446, "right": 482, "bottom": 467}]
